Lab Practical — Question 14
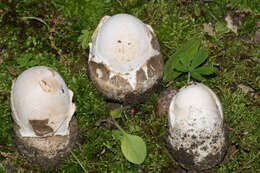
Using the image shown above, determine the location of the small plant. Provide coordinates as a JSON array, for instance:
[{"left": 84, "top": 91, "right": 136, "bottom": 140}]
[
  {"left": 163, "top": 39, "right": 216, "bottom": 83},
  {"left": 78, "top": 29, "right": 92, "bottom": 49},
  {"left": 109, "top": 106, "right": 147, "bottom": 165}
]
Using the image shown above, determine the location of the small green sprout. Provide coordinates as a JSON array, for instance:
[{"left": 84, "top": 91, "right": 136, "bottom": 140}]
[
  {"left": 163, "top": 39, "right": 216, "bottom": 83},
  {"left": 109, "top": 106, "right": 147, "bottom": 165},
  {"left": 78, "top": 29, "right": 92, "bottom": 49}
]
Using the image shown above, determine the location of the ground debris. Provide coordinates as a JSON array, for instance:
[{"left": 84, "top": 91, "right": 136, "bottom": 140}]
[
  {"left": 6, "top": 67, "right": 17, "bottom": 76},
  {"left": 95, "top": 116, "right": 114, "bottom": 129},
  {"left": 237, "top": 84, "right": 255, "bottom": 97},
  {"left": 253, "top": 20, "right": 260, "bottom": 44},
  {"left": 203, "top": 23, "right": 214, "bottom": 36},
  {"left": 225, "top": 12, "right": 238, "bottom": 34}
]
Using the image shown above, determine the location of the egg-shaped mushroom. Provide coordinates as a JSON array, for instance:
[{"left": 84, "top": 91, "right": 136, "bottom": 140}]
[
  {"left": 164, "top": 83, "right": 228, "bottom": 170},
  {"left": 11, "top": 66, "right": 78, "bottom": 168},
  {"left": 88, "top": 13, "right": 163, "bottom": 105},
  {"left": 11, "top": 66, "right": 75, "bottom": 137}
]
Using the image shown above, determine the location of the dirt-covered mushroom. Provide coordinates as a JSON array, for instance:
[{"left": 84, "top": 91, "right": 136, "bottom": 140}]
[
  {"left": 11, "top": 66, "right": 78, "bottom": 168},
  {"left": 88, "top": 13, "right": 163, "bottom": 105},
  {"left": 163, "top": 83, "right": 228, "bottom": 170}
]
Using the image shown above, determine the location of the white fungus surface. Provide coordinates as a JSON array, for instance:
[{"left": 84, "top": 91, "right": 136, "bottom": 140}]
[
  {"left": 167, "top": 83, "right": 227, "bottom": 168},
  {"left": 89, "top": 13, "right": 160, "bottom": 90},
  {"left": 11, "top": 66, "right": 76, "bottom": 137}
]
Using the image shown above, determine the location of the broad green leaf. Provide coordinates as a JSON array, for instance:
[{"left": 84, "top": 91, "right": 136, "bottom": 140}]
[
  {"left": 110, "top": 106, "right": 123, "bottom": 119},
  {"left": 175, "top": 61, "right": 189, "bottom": 72},
  {"left": 190, "top": 71, "right": 206, "bottom": 81},
  {"left": 121, "top": 134, "right": 147, "bottom": 164},
  {"left": 163, "top": 70, "right": 182, "bottom": 82},
  {"left": 183, "top": 39, "right": 200, "bottom": 61},
  {"left": 179, "top": 52, "right": 191, "bottom": 67},
  {"left": 193, "top": 66, "right": 216, "bottom": 75},
  {"left": 163, "top": 56, "right": 180, "bottom": 82},
  {"left": 163, "top": 39, "right": 200, "bottom": 82},
  {"left": 191, "top": 48, "right": 209, "bottom": 69}
]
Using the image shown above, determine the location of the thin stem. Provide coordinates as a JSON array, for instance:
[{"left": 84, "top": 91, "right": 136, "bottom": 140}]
[
  {"left": 111, "top": 118, "right": 128, "bottom": 136},
  {"left": 71, "top": 151, "right": 88, "bottom": 173},
  {"left": 187, "top": 72, "right": 191, "bottom": 84},
  {"left": 21, "top": 16, "right": 50, "bottom": 30}
]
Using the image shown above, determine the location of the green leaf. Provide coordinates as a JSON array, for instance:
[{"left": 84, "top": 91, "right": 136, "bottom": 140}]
[
  {"left": 110, "top": 106, "right": 123, "bottom": 119},
  {"left": 191, "top": 48, "right": 209, "bottom": 69},
  {"left": 121, "top": 134, "right": 147, "bottom": 164},
  {"left": 190, "top": 71, "right": 206, "bottom": 81},
  {"left": 163, "top": 39, "right": 200, "bottom": 82},
  {"left": 163, "top": 56, "right": 180, "bottom": 82},
  {"left": 179, "top": 52, "right": 191, "bottom": 67},
  {"left": 175, "top": 61, "right": 189, "bottom": 72},
  {"left": 183, "top": 39, "right": 200, "bottom": 61},
  {"left": 163, "top": 70, "right": 182, "bottom": 82},
  {"left": 193, "top": 66, "right": 216, "bottom": 75}
]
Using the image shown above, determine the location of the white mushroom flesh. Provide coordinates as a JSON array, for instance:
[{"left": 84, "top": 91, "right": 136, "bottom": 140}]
[
  {"left": 168, "top": 83, "right": 226, "bottom": 164},
  {"left": 89, "top": 13, "right": 160, "bottom": 90},
  {"left": 11, "top": 66, "right": 76, "bottom": 137}
]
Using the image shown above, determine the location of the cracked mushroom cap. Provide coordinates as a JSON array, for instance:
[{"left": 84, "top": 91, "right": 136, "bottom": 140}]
[
  {"left": 11, "top": 66, "right": 76, "bottom": 137},
  {"left": 88, "top": 13, "right": 163, "bottom": 105},
  {"left": 166, "top": 83, "right": 228, "bottom": 170}
]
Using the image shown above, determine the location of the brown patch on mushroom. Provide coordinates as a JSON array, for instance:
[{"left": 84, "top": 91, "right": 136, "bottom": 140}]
[
  {"left": 150, "top": 30, "right": 160, "bottom": 51},
  {"left": 147, "top": 55, "right": 163, "bottom": 78},
  {"left": 39, "top": 80, "right": 52, "bottom": 92},
  {"left": 39, "top": 79, "right": 61, "bottom": 93},
  {"left": 110, "top": 75, "right": 131, "bottom": 88},
  {"left": 136, "top": 68, "right": 147, "bottom": 83},
  {"left": 29, "top": 119, "right": 54, "bottom": 136},
  {"left": 89, "top": 61, "right": 110, "bottom": 80}
]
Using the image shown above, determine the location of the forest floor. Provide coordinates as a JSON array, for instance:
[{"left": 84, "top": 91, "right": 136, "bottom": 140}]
[{"left": 0, "top": 0, "right": 259, "bottom": 172}]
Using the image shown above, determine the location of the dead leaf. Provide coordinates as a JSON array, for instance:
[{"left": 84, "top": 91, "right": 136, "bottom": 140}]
[
  {"left": 253, "top": 29, "right": 260, "bottom": 44},
  {"left": 203, "top": 23, "right": 214, "bottom": 36},
  {"left": 49, "top": 27, "right": 56, "bottom": 33},
  {"left": 7, "top": 67, "right": 17, "bottom": 76},
  {"left": 95, "top": 116, "right": 114, "bottom": 129},
  {"left": 225, "top": 12, "right": 238, "bottom": 34},
  {"left": 0, "top": 58, "right": 3, "bottom": 65}
]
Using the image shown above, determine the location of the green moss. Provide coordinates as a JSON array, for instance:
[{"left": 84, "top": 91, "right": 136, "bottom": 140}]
[{"left": 0, "top": 0, "right": 259, "bottom": 172}]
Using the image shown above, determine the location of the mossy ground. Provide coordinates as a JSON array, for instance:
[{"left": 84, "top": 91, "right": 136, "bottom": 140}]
[{"left": 0, "top": 0, "right": 259, "bottom": 172}]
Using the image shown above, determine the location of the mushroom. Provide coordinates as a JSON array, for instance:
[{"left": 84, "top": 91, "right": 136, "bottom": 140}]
[
  {"left": 88, "top": 13, "right": 163, "bottom": 105},
  {"left": 163, "top": 83, "right": 228, "bottom": 170},
  {"left": 11, "top": 66, "right": 78, "bottom": 168}
]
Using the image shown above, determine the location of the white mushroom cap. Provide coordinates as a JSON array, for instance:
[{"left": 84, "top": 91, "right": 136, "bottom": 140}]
[
  {"left": 89, "top": 13, "right": 163, "bottom": 104},
  {"left": 169, "top": 83, "right": 223, "bottom": 131},
  {"left": 167, "top": 83, "right": 228, "bottom": 170},
  {"left": 11, "top": 66, "right": 76, "bottom": 137}
]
